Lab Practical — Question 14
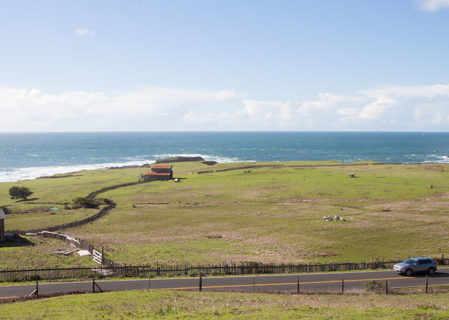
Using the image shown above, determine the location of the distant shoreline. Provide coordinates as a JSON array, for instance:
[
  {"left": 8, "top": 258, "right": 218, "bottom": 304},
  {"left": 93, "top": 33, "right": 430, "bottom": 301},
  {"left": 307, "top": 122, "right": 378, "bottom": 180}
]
[
  {"left": 1, "top": 132, "right": 448, "bottom": 182},
  {"left": 0, "top": 159, "right": 446, "bottom": 183}
]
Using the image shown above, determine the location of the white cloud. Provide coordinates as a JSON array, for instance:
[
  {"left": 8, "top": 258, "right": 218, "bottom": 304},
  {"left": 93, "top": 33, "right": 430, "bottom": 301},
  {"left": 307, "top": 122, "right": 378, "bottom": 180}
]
[
  {"left": 337, "top": 108, "right": 358, "bottom": 116},
  {"left": 359, "top": 96, "right": 395, "bottom": 120},
  {"left": 0, "top": 87, "right": 243, "bottom": 131},
  {"left": 417, "top": 0, "right": 449, "bottom": 11},
  {"left": 288, "top": 93, "right": 366, "bottom": 129},
  {"left": 75, "top": 28, "right": 95, "bottom": 36},
  {"left": 1, "top": 84, "right": 449, "bottom": 131},
  {"left": 181, "top": 83, "right": 449, "bottom": 131},
  {"left": 241, "top": 100, "right": 291, "bottom": 120}
]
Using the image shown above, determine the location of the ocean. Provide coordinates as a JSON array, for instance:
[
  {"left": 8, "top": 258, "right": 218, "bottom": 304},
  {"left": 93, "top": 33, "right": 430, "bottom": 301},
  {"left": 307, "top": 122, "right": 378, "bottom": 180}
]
[{"left": 0, "top": 132, "right": 448, "bottom": 182}]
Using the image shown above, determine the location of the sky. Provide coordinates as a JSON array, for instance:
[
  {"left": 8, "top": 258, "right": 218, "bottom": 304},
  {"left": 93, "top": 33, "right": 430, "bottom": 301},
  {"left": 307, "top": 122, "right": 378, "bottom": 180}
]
[{"left": 0, "top": 0, "right": 449, "bottom": 132}]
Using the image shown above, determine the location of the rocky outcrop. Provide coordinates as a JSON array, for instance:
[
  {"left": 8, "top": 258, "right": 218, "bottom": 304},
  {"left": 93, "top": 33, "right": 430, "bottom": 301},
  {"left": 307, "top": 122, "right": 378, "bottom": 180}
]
[
  {"left": 155, "top": 156, "right": 204, "bottom": 163},
  {"left": 202, "top": 161, "right": 217, "bottom": 166}
]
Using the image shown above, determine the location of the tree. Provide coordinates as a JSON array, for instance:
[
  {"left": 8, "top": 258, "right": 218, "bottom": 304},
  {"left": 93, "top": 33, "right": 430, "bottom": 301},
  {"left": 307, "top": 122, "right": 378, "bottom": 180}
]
[{"left": 9, "top": 186, "right": 33, "bottom": 201}]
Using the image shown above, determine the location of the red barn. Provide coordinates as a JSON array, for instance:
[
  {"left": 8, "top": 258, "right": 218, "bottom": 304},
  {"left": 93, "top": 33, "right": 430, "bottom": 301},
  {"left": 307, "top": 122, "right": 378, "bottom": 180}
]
[
  {"left": 150, "top": 165, "right": 173, "bottom": 174},
  {"left": 140, "top": 165, "right": 173, "bottom": 182}
]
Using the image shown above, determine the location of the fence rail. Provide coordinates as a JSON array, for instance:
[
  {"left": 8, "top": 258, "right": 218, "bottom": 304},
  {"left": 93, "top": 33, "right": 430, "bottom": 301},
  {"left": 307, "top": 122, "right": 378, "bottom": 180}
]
[
  {"left": 92, "top": 250, "right": 103, "bottom": 265},
  {"left": 1, "top": 258, "right": 448, "bottom": 282},
  {"left": 30, "top": 231, "right": 117, "bottom": 268}
]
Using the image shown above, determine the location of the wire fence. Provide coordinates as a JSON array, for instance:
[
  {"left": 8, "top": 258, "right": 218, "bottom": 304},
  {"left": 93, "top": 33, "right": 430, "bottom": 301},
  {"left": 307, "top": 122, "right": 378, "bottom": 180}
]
[{"left": 2, "top": 258, "right": 448, "bottom": 282}]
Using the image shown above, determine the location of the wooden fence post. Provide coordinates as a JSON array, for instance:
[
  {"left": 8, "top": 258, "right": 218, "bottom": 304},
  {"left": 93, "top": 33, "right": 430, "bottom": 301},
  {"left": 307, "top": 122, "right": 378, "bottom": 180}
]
[
  {"left": 297, "top": 276, "right": 300, "bottom": 294},
  {"left": 199, "top": 274, "right": 202, "bottom": 291},
  {"left": 341, "top": 278, "right": 344, "bottom": 294},
  {"left": 425, "top": 275, "right": 429, "bottom": 293},
  {"left": 36, "top": 279, "right": 39, "bottom": 296},
  {"left": 92, "top": 279, "right": 95, "bottom": 293},
  {"left": 385, "top": 280, "right": 388, "bottom": 295}
]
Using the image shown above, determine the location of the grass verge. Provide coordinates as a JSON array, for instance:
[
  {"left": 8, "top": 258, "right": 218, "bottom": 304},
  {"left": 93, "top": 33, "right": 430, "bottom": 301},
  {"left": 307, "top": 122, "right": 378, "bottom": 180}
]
[{"left": 1, "top": 289, "right": 449, "bottom": 319}]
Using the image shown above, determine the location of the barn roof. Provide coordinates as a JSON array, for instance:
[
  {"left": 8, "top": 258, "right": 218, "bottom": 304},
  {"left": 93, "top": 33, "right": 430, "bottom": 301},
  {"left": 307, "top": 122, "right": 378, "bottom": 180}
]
[
  {"left": 144, "top": 172, "right": 171, "bottom": 176},
  {"left": 0, "top": 208, "right": 5, "bottom": 220}
]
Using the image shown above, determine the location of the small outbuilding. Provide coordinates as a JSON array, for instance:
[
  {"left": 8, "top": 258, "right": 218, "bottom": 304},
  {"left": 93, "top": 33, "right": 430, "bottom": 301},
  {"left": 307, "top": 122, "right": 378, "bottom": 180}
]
[
  {"left": 140, "top": 165, "right": 173, "bottom": 182},
  {"left": 142, "top": 172, "right": 172, "bottom": 181},
  {"left": 0, "top": 208, "right": 5, "bottom": 243}
]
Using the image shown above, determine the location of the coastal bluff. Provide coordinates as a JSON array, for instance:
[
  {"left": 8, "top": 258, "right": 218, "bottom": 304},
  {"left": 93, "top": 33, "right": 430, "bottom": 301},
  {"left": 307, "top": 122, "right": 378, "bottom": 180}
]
[{"left": 155, "top": 156, "right": 205, "bottom": 163}]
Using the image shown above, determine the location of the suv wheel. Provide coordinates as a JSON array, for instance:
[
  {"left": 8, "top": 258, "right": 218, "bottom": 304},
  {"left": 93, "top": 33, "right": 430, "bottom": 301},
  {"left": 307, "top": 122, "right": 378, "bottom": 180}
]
[
  {"left": 405, "top": 269, "right": 413, "bottom": 276},
  {"left": 428, "top": 268, "right": 435, "bottom": 276}
]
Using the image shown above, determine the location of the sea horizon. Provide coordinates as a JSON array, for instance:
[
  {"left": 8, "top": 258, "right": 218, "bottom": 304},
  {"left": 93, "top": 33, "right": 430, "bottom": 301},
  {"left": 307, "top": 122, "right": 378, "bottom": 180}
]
[
  {"left": 1, "top": 130, "right": 449, "bottom": 133},
  {"left": 1, "top": 131, "right": 448, "bottom": 182}
]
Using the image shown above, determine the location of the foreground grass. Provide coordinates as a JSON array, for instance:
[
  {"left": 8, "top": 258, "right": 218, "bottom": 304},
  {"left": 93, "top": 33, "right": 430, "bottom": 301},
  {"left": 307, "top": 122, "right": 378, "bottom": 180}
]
[
  {"left": 1, "top": 290, "right": 449, "bottom": 319},
  {"left": 2, "top": 161, "right": 449, "bottom": 267}
]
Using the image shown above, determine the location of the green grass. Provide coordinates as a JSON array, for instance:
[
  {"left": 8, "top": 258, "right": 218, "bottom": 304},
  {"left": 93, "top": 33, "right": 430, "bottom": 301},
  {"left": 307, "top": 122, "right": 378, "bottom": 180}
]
[
  {"left": 0, "top": 167, "right": 152, "bottom": 206},
  {"left": 2, "top": 161, "right": 449, "bottom": 268},
  {"left": 5, "top": 207, "right": 99, "bottom": 231},
  {"left": 1, "top": 290, "right": 449, "bottom": 319},
  {"left": 0, "top": 237, "right": 94, "bottom": 269},
  {"left": 72, "top": 162, "right": 449, "bottom": 265}
]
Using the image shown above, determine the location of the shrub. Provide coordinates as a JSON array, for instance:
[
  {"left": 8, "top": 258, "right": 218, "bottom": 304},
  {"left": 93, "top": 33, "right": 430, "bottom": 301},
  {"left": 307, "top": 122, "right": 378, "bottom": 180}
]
[
  {"left": 94, "top": 273, "right": 105, "bottom": 280},
  {"left": 188, "top": 270, "right": 198, "bottom": 277},
  {"left": 72, "top": 197, "right": 101, "bottom": 209},
  {"left": 103, "top": 198, "right": 116, "bottom": 207},
  {"left": 364, "top": 280, "right": 385, "bottom": 293}
]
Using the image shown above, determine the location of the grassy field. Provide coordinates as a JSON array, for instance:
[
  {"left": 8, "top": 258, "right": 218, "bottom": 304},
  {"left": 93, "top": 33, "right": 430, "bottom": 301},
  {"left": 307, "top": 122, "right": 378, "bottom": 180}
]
[
  {"left": 0, "top": 237, "right": 94, "bottom": 269},
  {"left": 1, "top": 161, "right": 449, "bottom": 268},
  {"left": 1, "top": 290, "right": 449, "bottom": 319},
  {"left": 5, "top": 207, "right": 99, "bottom": 232}
]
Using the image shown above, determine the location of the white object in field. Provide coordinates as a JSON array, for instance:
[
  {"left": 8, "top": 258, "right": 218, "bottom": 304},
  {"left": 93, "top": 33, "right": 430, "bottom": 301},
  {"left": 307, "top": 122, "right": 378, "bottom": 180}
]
[{"left": 77, "top": 250, "right": 91, "bottom": 257}]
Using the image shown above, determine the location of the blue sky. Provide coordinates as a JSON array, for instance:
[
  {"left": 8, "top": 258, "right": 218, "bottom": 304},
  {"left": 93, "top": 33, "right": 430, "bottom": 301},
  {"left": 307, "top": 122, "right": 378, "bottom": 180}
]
[{"left": 1, "top": 0, "right": 449, "bottom": 131}]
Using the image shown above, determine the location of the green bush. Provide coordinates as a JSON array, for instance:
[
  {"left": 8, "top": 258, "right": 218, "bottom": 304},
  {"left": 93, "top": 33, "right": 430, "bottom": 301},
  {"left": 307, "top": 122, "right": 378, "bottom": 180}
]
[
  {"left": 188, "top": 270, "right": 198, "bottom": 277},
  {"left": 103, "top": 198, "right": 116, "bottom": 207},
  {"left": 72, "top": 197, "right": 101, "bottom": 209},
  {"left": 364, "top": 280, "right": 385, "bottom": 293}
]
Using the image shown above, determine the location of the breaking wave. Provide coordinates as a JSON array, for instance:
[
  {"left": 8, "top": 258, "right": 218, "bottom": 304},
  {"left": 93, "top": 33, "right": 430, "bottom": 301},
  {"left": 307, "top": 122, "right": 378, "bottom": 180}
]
[
  {"left": 0, "top": 153, "right": 245, "bottom": 182},
  {"left": 423, "top": 154, "right": 449, "bottom": 164},
  {"left": 0, "top": 160, "right": 154, "bottom": 183}
]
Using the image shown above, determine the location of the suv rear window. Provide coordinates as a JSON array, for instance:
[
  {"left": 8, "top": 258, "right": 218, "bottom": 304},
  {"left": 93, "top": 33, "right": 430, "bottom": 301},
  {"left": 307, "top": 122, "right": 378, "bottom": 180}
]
[{"left": 418, "top": 259, "right": 431, "bottom": 264}]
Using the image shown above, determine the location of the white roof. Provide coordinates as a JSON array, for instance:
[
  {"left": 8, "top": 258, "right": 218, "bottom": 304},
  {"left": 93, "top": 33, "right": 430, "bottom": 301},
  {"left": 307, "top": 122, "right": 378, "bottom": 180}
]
[{"left": 0, "top": 208, "right": 5, "bottom": 220}]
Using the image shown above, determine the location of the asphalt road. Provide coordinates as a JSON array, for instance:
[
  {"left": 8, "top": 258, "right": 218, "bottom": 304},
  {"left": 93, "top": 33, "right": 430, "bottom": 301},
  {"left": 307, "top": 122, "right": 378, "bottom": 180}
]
[{"left": 1, "top": 268, "right": 449, "bottom": 299}]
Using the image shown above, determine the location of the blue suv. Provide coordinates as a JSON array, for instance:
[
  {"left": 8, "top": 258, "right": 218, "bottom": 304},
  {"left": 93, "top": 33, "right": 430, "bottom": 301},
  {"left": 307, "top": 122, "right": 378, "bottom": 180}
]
[{"left": 393, "top": 257, "right": 437, "bottom": 276}]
